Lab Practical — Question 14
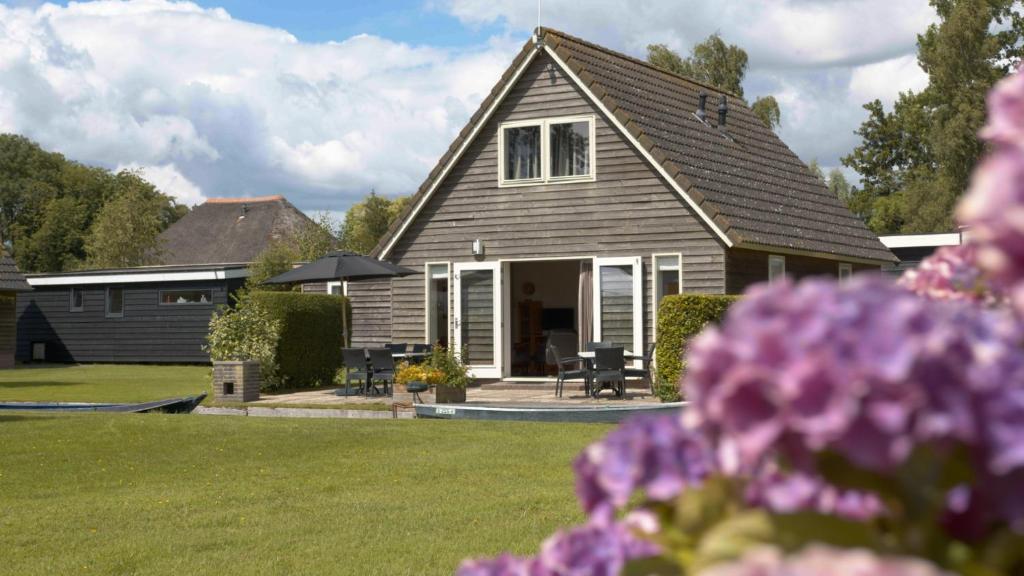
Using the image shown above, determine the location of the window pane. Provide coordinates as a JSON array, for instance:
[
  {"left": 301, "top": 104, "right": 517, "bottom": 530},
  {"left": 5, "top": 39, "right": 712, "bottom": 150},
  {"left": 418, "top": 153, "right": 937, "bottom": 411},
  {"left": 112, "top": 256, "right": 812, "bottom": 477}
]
[
  {"left": 329, "top": 284, "right": 342, "bottom": 295},
  {"left": 160, "top": 290, "right": 212, "bottom": 304},
  {"left": 504, "top": 125, "right": 541, "bottom": 180},
  {"left": 550, "top": 121, "right": 590, "bottom": 177},
  {"left": 460, "top": 270, "right": 494, "bottom": 364},
  {"left": 70, "top": 288, "right": 84, "bottom": 311},
  {"left": 769, "top": 256, "right": 785, "bottom": 283},
  {"left": 657, "top": 269, "right": 680, "bottom": 302},
  {"left": 108, "top": 288, "right": 123, "bottom": 316},
  {"left": 428, "top": 264, "right": 449, "bottom": 346},
  {"left": 599, "top": 265, "right": 634, "bottom": 350}
]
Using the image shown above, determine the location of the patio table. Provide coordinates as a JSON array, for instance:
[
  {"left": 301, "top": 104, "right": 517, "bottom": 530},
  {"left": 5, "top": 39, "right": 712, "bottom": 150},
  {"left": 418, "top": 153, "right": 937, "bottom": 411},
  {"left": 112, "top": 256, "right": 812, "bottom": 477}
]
[{"left": 578, "top": 350, "right": 636, "bottom": 360}]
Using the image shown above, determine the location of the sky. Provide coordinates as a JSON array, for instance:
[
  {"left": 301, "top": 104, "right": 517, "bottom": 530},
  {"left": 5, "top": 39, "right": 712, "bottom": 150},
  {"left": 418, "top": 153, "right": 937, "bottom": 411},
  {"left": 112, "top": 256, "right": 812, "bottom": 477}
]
[{"left": 0, "top": 0, "right": 936, "bottom": 217}]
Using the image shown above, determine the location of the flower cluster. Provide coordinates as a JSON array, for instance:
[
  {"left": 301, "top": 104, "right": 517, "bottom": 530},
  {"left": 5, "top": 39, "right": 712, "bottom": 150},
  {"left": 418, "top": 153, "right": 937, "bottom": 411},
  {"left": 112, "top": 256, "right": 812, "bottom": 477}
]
[
  {"left": 455, "top": 520, "right": 659, "bottom": 576},
  {"left": 958, "top": 68, "right": 1024, "bottom": 311},
  {"left": 700, "top": 546, "right": 949, "bottom": 576},
  {"left": 898, "top": 243, "right": 1007, "bottom": 305}
]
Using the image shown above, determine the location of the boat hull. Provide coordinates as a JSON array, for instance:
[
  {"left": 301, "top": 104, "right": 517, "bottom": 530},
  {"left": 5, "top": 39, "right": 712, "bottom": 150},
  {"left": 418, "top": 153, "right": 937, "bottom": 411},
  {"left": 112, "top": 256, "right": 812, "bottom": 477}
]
[{"left": 0, "top": 393, "right": 207, "bottom": 414}]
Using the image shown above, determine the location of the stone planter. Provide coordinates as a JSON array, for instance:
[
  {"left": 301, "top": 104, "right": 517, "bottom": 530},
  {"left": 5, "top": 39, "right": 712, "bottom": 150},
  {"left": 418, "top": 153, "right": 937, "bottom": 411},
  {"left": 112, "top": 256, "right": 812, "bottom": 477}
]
[
  {"left": 212, "top": 360, "right": 261, "bottom": 402},
  {"left": 435, "top": 384, "right": 466, "bottom": 404}
]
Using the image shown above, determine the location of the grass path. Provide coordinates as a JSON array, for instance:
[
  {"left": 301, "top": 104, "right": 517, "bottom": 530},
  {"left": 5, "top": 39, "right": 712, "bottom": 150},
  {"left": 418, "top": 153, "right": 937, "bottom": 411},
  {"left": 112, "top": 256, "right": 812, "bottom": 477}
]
[{"left": 0, "top": 414, "right": 606, "bottom": 575}]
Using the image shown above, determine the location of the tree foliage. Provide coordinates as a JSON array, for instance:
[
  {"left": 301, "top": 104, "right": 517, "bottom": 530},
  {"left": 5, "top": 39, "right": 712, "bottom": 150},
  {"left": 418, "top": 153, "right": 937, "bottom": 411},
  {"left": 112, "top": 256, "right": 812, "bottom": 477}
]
[
  {"left": 843, "top": 0, "right": 1024, "bottom": 234},
  {"left": 338, "top": 191, "right": 409, "bottom": 254},
  {"left": 0, "top": 133, "right": 187, "bottom": 272},
  {"left": 85, "top": 171, "right": 172, "bottom": 269},
  {"left": 647, "top": 35, "right": 781, "bottom": 130}
]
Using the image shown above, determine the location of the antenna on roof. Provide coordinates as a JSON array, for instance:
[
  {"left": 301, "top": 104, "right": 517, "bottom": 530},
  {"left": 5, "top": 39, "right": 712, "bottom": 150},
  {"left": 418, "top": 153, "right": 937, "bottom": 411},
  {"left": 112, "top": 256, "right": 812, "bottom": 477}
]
[
  {"left": 538, "top": 0, "right": 542, "bottom": 32},
  {"left": 532, "top": 0, "right": 544, "bottom": 50}
]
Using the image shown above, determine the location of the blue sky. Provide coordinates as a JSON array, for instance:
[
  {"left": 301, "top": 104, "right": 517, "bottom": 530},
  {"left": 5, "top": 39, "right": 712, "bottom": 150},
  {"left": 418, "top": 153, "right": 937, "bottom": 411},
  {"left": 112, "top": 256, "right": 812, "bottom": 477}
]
[{"left": 0, "top": 0, "right": 937, "bottom": 217}]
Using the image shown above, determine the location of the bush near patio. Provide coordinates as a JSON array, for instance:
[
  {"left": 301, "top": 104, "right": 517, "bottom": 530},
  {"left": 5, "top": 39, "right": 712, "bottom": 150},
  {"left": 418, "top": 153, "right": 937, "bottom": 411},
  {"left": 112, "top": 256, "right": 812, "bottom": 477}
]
[
  {"left": 654, "top": 294, "right": 738, "bottom": 402},
  {"left": 250, "top": 291, "right": 349, "bottom": 389}
]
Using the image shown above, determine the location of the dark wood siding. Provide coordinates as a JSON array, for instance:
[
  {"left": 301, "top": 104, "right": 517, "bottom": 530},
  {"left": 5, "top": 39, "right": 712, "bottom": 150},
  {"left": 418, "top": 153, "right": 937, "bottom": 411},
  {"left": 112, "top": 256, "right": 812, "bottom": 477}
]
[
  {"left": 348, "top": 279, "right": 391, "bottom": 347},
  {"left": 726, "top": 249, "right": 881, "bottom": 293},
  {"left": 386, "top": 52, "right": 728, "bottom": 349},
  {"left": 0, "top": 293, "right": 15, "bottom": 368},
  {"left": 16, "top": 280, "right": 234, "bottom": 363}
]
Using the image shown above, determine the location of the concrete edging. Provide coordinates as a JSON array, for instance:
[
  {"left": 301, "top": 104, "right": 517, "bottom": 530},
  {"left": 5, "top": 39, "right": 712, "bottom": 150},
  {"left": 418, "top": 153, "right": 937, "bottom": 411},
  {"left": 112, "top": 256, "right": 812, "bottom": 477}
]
[{"left": 193, "top": 406, "right": 413, "bottom": 419}]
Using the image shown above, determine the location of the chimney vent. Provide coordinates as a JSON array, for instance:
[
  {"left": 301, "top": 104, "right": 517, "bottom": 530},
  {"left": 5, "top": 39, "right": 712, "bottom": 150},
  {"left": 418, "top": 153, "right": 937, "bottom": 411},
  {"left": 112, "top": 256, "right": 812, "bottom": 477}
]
[
  {"left": 718, "top": 95, "right": 728, "bottom": 128},
  {"left": 696, "top": 92, "right": 708, "bottom": 122},
  {"left": 239, "top": 203, "right": 248, "bottom": 220}
]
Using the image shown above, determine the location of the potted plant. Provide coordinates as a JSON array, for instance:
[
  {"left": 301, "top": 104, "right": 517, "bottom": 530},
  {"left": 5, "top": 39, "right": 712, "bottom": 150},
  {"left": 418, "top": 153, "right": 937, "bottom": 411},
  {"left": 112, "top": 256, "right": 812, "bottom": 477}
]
[
  {"left": 394, "top": 362, "right": 444, "bottom": 395},
  {"left": 426, "top": 345, "right": 472, "bottom": 403}
]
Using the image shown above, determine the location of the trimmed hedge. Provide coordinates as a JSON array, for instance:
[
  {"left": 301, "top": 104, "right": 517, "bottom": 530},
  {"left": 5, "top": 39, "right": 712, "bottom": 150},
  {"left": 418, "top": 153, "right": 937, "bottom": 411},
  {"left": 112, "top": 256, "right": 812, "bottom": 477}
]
[
  {"left": 250, "top": 292, "right": 350, "bottom": 388},
  {"left": 655, "top": 294, "right": 739, "bottom": 401}
]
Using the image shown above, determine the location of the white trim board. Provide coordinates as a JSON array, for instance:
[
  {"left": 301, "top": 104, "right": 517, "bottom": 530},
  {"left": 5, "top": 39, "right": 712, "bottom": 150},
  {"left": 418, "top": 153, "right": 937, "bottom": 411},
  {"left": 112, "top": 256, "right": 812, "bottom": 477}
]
[
  {"left": 28, "top": 268, "right": 250, "bottom": 286},
  {"left": 879, "top": 233, "right": 962, "bottom": 249}
]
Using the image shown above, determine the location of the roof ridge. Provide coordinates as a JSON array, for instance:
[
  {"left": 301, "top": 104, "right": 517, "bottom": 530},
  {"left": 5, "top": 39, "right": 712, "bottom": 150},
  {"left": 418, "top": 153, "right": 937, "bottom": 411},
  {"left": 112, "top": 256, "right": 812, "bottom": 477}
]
[
  {"left": 205, "top": 195, "right": 285, "bottom": 204},
  {"left": 538, "top": 26, "right": 744, "bottom": 101}
]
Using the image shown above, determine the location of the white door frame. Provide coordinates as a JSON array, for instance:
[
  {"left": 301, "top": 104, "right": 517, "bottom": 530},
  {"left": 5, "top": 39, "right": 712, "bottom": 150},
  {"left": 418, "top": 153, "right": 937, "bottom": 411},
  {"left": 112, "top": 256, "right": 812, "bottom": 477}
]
[
  {"left": 454, "top": 261, "right": 502, "bottom": 379},
  {"left": 593, "top": 256, "right": 643, "bottom": 367}
]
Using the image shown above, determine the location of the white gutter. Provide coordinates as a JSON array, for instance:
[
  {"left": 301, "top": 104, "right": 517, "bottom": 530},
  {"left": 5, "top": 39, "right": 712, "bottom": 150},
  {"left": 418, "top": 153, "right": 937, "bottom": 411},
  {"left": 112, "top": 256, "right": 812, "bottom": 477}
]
[
  {"left": 28, "top": 268, "right": 250, "bottom": 286},
  {"left": 879, "top": 233, "right": 962, "bottom": 249}
]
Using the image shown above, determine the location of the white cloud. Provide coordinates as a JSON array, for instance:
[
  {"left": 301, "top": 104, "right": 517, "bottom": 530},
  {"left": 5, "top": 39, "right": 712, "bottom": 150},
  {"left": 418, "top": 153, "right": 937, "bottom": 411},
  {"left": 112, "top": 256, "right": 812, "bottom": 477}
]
[
  {"left": 0, "top": 0, "right": 519, "bottom": 212},
  {"left": 117, "top": 162, "right": 207, "bottom": 206},
  {"left": 849, "top": 55, "right": 930, "bottom": 104}
]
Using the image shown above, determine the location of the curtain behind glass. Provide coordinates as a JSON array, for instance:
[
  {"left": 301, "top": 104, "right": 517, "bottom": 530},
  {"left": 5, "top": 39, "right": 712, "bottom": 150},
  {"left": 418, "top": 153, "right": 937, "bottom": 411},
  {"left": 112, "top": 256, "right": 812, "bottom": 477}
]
[
  {"left": 550, "top": 121, "right": 590, "bottom": 177},
  {"left": 504, "top": 126, "right": 541, "bottom": 180}
]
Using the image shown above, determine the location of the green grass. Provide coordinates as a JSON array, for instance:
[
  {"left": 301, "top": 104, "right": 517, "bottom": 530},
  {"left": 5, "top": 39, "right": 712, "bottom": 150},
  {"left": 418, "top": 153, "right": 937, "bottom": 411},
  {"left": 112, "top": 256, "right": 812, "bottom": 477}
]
[
  {"left": 0, "top": 364, "right": 210, "bottom": 403},
  {"left": 0, "top": 414, "right": 607, "bottom": 575}
]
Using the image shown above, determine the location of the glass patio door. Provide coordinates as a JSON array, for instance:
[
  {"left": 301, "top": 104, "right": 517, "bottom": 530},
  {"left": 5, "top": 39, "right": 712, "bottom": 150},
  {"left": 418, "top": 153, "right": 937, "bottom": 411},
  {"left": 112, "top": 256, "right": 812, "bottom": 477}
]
[
  {"left": 454, "top": 262, "right": 502, "bottom": 378},
  {"left": 593, "top": 257, "right": 643, "bottom": 366}
]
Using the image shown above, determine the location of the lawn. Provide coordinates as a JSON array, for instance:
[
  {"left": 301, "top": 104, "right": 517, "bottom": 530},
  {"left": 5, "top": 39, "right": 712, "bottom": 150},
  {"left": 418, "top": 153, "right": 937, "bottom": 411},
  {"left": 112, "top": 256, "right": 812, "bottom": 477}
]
[
  {"left": 0, "top": 364, "right": 210, "bottom": 403},
  {"left": 0, "top": 413, "right": 607, "bottom": 575}
]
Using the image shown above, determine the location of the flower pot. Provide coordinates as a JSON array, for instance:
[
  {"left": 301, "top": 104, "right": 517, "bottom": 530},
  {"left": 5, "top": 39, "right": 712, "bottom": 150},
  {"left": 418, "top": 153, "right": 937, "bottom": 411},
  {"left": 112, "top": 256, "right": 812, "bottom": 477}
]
[{"left": 435, "top": 384, "right": 466, "bottom": 404}]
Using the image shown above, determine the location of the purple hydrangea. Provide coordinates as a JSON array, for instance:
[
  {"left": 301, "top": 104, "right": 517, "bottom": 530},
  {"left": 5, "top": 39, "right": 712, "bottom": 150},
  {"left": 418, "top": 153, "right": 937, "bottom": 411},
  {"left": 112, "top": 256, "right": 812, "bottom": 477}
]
[
  {"left": 699, "top": 545, "right": 950, "bottom": 576},
  {"left": 456, "top": 520, "right": 660, "bottom": 576},
  {"left": 958, "top": 68, "right": 1024, "bottom": 311},
  {"left": 573, "top": 413, "right": 715, "bottom": 521},
  {"left": 744, "top": 469, "right": 884, "bottom": 522},
  {"left": 684, "top": 276, "right": 1024, "bottom": 526},
  {"left": 898, "top": 244, "right": 1008, "bottom": 305}
]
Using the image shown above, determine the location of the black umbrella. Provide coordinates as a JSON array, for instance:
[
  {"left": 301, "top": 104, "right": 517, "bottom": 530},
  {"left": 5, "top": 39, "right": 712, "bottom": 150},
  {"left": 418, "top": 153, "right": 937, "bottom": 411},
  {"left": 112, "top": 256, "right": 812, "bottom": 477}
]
[{"left": 264, "top": 251, "right": 415, "bottom": 346}]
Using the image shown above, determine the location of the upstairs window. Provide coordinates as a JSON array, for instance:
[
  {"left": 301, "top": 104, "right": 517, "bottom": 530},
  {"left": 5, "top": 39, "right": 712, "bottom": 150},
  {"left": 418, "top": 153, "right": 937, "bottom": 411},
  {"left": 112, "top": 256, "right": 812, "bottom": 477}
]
[{"left": 499, "top": 116, "right": 595, "bottom": 186}]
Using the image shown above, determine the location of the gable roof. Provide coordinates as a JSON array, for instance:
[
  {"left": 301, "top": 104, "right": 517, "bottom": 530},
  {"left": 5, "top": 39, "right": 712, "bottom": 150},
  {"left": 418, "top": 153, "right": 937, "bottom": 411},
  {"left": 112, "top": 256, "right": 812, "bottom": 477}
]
[
  {"left": 0, "top": 253, "right": 32, "bottom": 292},
  {"left": 157, "top": 195, "right": 317, "bottom": 265},
  {"left": 374, "top": 28, "right": 895, "bottom": 264}
]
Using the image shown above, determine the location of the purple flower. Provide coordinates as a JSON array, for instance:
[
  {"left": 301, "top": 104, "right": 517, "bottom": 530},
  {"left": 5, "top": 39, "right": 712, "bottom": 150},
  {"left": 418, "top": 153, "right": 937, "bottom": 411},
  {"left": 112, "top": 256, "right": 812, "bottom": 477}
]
[
  {"left": 745, "top": 469, "right": 884, "bottom": 522},
  {"left": 574, "top": 413, "right": 715, "bottom": 520},
  {"left": 456, "top": 521, "right": 660, "bottom": 576},
  {"left": 698, "top": 545, "right": 950, "bottom": 576},
  {"left": 899, "top": 244, "right": 1009, "bottom": 305}
]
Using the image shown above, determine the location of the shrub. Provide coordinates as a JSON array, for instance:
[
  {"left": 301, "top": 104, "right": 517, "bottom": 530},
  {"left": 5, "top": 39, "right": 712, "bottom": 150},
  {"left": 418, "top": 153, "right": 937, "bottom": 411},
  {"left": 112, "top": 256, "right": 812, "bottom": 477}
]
[
  {"left": 425, "top": 344, "right": 472, "bottom": 389},
  {"left": 249, "top": 291, "right": 350, "bottom": 389},
  {"left": 206, "top": 292, "right": 281, "bottom": 387},
  {"left": 654, "top": 294, "right": 738, "bottom": 400}
]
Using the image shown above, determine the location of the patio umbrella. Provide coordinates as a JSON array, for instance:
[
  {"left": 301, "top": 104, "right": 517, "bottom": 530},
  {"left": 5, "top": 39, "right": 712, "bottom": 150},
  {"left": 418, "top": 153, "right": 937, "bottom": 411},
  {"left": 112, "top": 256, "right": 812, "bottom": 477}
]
[{"left": 264, "top": 251, "right": 415, "bottom": 346}]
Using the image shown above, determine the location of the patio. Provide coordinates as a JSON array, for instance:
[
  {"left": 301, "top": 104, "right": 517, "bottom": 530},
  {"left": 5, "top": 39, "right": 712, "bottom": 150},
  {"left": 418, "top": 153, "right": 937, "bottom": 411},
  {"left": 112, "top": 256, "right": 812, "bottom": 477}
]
[{"left": 252, "top": 385, "right": 657, "bottom": 407}]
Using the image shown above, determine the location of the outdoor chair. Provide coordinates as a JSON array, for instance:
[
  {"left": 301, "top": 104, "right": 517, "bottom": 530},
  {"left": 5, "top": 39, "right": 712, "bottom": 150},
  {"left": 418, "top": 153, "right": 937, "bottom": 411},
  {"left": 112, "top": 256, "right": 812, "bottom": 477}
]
[
  {"left": 623, "top": 341, "right": 656, "bottom": 394},
  {"left": 585, "top": 341, "right": 615, "bottom": 352},
  {"left": 338, "top": 348, "right": 370, "bottom": 396},
  {"left": 387, "top": 343, "right": 408, "bottom": 355},
  {"left": 368, "top": 348, "right": 397, "bottom": 396},
  {"left": 409, "top": 343, "right": 430, "bottom": 363},
  {"left": 547, "top": 343, "right": 589, "bottom": 398},
  {"left": 591, "top": 346, "right": 625, "bottom": 398}
]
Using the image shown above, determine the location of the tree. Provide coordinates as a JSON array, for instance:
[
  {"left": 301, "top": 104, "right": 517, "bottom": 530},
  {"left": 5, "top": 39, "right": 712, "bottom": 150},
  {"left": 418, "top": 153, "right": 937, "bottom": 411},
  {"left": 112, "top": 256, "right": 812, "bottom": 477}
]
[
  {"left": 338, "top": 190, "right": 409, "bottom": 254},
  {"left": 294, "top": 211, "right": 339, "bottom": 262},
  {"left": 647, "top": 35, "right": 782, "bottom": 130},
  {"left": 84, "top": 171, "right": 171, "bottom": 268},
  {"left": 843, "top": 0, "right": 1024, "bottom": 233},
  {"left": 244, "top": 240, "right": 299, "bottom": 292},
  {"left": 826, "top": 168, "right": 853, "bottom": 205}
]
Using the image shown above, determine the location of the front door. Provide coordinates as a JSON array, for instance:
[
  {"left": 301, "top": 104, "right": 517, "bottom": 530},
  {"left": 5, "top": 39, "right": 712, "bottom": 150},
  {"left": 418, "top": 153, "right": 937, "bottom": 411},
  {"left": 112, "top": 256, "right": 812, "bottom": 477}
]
[
  {"left": 593, "top": 257, "right": 643, "bottom": 366},
  {"left": 454, "top": 262, "right": 502, "bottom": 378}
]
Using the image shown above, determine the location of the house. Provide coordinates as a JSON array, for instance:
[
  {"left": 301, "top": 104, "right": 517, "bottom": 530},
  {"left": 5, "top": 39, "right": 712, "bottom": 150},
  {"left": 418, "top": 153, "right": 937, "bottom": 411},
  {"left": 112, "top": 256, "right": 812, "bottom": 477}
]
[
  {"left": 879, "top": 232, "right": 964, "bottom": 276},
  {"left": 15, "top": 195, "right": 317, "bottom": 363},
  {"left": 353, "top": 27, "right": 895, "bottom": 379},
  {"left": 0, "top": 253, "right": 32, "bottom": 368}
]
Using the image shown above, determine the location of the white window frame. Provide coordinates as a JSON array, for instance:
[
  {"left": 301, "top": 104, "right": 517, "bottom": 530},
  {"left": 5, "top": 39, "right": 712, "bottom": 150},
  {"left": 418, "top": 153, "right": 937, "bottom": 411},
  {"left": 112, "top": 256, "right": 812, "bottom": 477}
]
[
  {"left": 498, "top": 115, "right": 597, "bottom": 187},
  {"left": 325, "top": 281, "right": 347, "bottom": 296},
  {"left": 838, "top": 263, "right": 853, "bottom": 282},
  {"left": 424, "top": 262, "right": 451, "bottom": 345},
  {"left": 768, "top": 255, "right": 786, "bottom": 284},
  {"left": 651, "top": 253, "right": 682, "bottom": 342},
  {"left": 453, "top": 261, "right": 502, "bottom": 378},
  {"left": 69, "top": 287, "right": 84, "bottom": 313},
  {"left": 105, "top": 287, "right": 124, "bottom": 319},
  {"left": 593, "top": 256, "right": 643, "bottom": 368}
]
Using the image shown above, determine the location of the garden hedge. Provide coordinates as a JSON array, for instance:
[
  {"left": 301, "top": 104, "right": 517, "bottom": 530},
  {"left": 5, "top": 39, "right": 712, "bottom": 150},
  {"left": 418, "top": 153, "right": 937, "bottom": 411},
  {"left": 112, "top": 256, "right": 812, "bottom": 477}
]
[
  {"left": 655, "top": 294, "right": 739, "bottom": 401},
  {"left": 249, "top": 292, "right": 350, "bottom": 388}
]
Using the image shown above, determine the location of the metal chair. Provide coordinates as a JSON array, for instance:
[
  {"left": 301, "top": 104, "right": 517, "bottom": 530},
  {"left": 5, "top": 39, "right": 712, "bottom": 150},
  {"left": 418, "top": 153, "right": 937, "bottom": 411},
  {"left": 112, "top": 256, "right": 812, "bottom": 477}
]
[
  {"left": 387, "top": 343, "right": 408, "bottom": 355},
  {"left": 339, "top": 348, "right": 370, "bottom": 396},
  {"left": 585, "top": 341, "right": 615, "bottom": 352},
  {"left": 547, "top": 343, "right": 589, "bottom": 398},
  {"left": 591, "top": 347, "right": 625, "bottom": 398},
  {"left": 624, "top": 340, "right": 656, "bottom": 394},
  {"left": 409, "top": 343, "right": 429, "bottom": 364},
  {"left": 368, "top": 348, "right": 397, "bottom": 396}
]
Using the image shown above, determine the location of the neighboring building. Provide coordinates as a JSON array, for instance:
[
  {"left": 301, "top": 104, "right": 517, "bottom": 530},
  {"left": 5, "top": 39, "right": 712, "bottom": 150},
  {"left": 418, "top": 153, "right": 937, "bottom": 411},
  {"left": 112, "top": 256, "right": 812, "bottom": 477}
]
[
  {"left": 358, "top": 27, "right": 895, "bottom": 378},
  {"left": 16, "top": 195, "right": 317, "bottom": 363},
  {"left": 879, "top": 232, "right": 963, "bottom": 276},
  {"left": 0, "top": 253, "right": 32, "bottom": 368}
]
